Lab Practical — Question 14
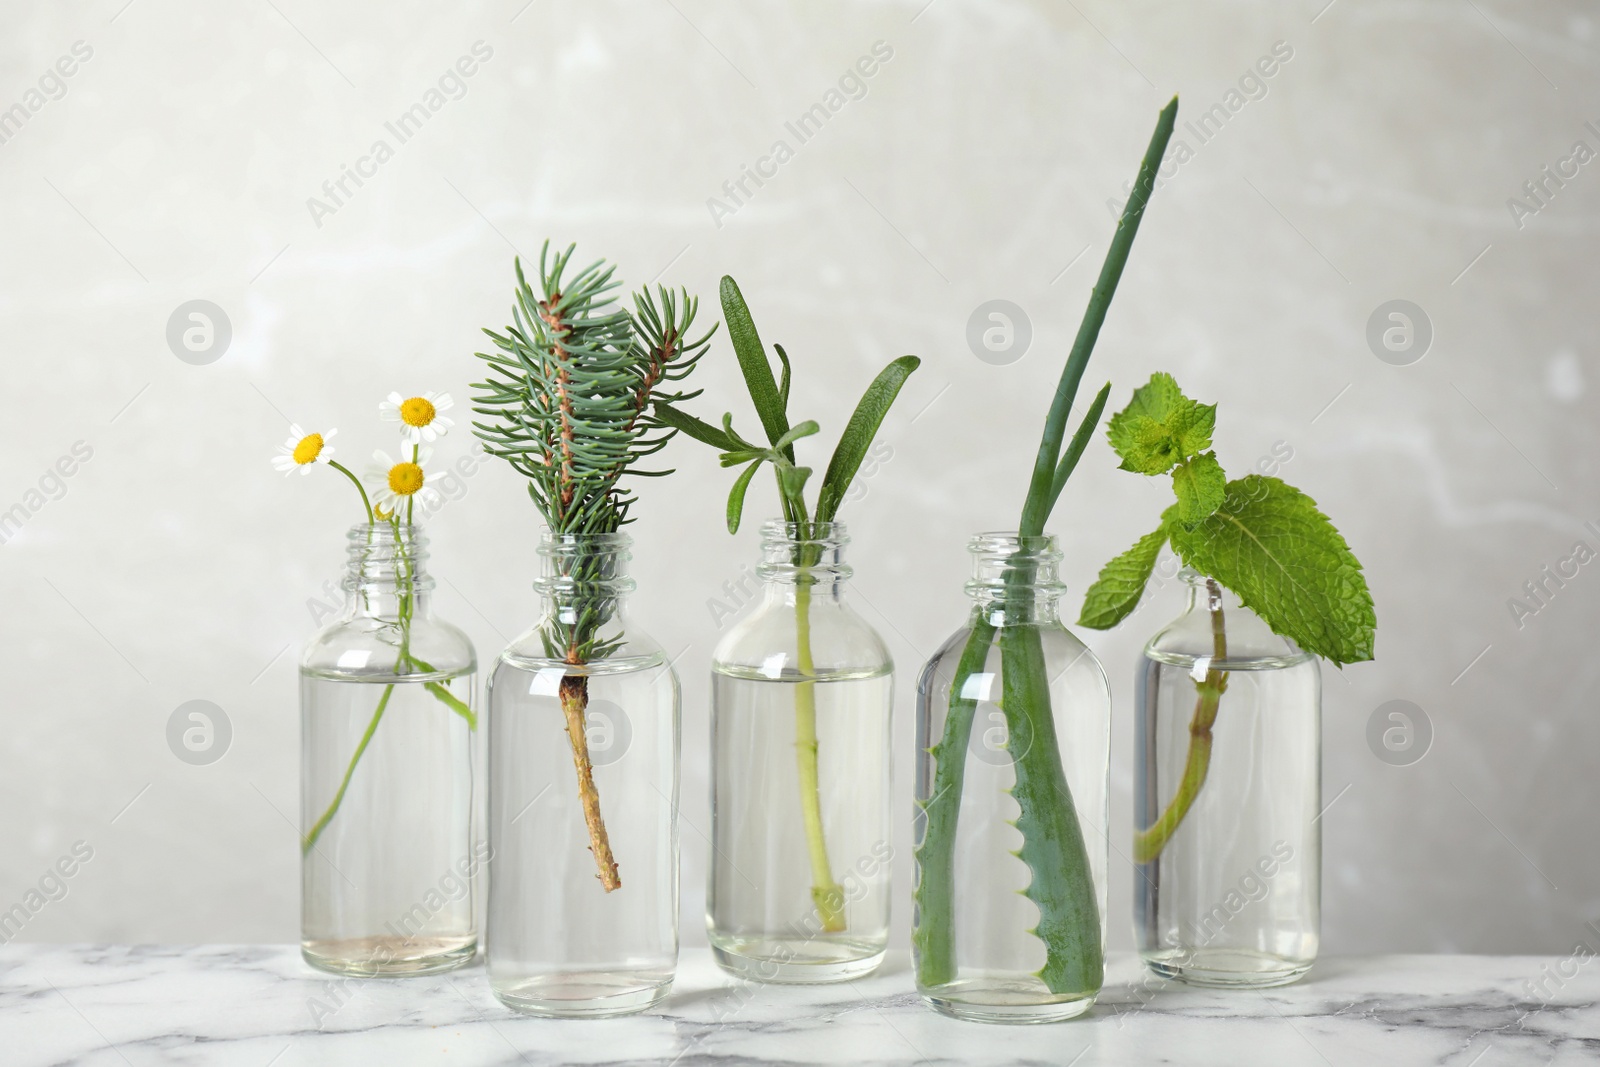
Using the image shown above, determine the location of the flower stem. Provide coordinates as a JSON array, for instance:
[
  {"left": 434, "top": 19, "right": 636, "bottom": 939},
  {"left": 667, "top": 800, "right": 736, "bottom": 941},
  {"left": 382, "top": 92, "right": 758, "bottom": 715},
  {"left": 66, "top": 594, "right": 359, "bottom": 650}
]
[
  {"left": 1133, "top": 578, "right": 1229, "bottom": 864},
  {"left": 560, "top": 671, "right": 621, "bottom": 891},
  {"left": 327, "top": 460, "right": 374, "bottom": 524},
  {"left": 303, "top": 683, "right": 393, "bottom": 854},
  {"left": 793, "top": 577, "right": 845, "bottom": 932},
  {"left": 301, "top": 525, "right": 475, "bottom": 853}
]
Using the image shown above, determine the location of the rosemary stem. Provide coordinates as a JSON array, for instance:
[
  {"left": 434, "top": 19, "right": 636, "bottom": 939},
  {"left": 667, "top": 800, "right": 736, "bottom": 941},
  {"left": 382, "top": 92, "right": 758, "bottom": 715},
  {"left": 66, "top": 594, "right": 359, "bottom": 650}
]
[{"left": 793, "top": 576, "right": 845, "bottom": 932}]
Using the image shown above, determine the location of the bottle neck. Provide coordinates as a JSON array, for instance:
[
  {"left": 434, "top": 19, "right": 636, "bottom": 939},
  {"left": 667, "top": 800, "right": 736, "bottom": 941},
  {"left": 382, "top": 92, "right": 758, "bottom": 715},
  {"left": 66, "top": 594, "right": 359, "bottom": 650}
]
[
  {"left": 534, "top": 530, "right": 635, "bottom": 631},
  {"left": 343, "top": 523, "right": 433, "bottom": 620},
  {"left": 756, "top": 519, "right": 852, "bottom": 603},
  {"left": 964, "top": 531, "right": 1066, "bottom": 626}
]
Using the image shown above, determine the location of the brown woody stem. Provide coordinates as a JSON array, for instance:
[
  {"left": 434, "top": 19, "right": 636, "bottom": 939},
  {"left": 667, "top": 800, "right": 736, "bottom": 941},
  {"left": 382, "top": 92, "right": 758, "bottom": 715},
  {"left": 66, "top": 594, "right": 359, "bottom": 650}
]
[{"left": 560, "top": 672, "right": 620, "bottom": 891}]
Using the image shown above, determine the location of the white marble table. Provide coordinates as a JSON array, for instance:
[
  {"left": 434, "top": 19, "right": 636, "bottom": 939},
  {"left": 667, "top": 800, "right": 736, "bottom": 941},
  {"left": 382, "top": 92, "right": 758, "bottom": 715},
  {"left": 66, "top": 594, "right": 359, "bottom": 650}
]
[{"left": 1, "top": 947, "right": 1594, "bottom": 1066}]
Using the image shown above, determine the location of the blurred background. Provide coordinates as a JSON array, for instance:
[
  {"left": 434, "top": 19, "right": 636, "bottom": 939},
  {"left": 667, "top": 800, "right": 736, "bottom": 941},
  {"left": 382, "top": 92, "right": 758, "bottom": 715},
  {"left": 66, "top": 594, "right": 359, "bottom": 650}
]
[{"left": 1, "top": 0, "right": 1594, "bottom": 955}]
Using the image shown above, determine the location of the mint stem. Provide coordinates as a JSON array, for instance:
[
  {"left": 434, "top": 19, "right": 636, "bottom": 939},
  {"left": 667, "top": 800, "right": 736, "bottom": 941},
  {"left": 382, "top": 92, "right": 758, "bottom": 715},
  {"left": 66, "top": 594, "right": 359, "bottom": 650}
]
[{"left": 1134, "top": 577, "right": 1229, "bottom": 864}]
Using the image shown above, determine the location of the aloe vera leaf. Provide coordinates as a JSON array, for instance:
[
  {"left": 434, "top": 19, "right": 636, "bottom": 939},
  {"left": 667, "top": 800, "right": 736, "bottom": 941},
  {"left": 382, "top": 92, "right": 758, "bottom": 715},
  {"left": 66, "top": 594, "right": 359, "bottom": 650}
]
[
  {"left": 911, "top": 617, "right": 996, "bottom": 987},
  {"left": 1000, "top": 619, "right": 1103, "bottom": 994}
]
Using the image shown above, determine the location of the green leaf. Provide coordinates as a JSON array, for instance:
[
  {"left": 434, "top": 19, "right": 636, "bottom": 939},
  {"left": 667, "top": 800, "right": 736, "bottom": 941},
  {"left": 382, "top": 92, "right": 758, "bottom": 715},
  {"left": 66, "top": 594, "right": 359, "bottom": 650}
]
[
  {"left": 779, "top": 463, "right": 812, "bottom": 501},
  {"left": 814, "top": 355, "right": 921, "bottom": 523},
  {"left": 654, "top": 401, "right": 736, "bottom": 451},
  {"left": 726, "top": 458, "right": 764, "bottom": 534},
  {"left": 1046, "top": 382, "right": 1112, "bottom": 516},
  {"left": 1171, "top": 451, "right": 1226, "bottom": 527},
  {"left": 774, "top": 419, "right": 820, "bottom": 451},
  {"left": 720, "top": 276, "right": 791, "bottom": 455},
  {"left": 1169, "top": 475, "right": 1376, "bottom": 665},
  {"left": 1106, "top": 372, "right": 1216, "bottom": 475},
  {"left": 1078, "top": 523, "right": 1169, "bottom": 629},
  {"left": 775, "top": 343, "right": 792, "bottom": 413}
]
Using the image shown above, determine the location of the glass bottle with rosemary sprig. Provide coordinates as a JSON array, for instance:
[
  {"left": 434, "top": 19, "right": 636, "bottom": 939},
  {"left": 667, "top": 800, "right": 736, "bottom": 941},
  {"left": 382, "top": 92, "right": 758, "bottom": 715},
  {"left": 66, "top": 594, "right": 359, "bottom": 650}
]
[
  {"left": 1077, "top": 373, "right": 1374, "bottom": 988},
  {"left": 912, "top": 98, "right": 1177, "bottom": 1023},
  {"left": 471, "top": 243, "right": 713, "bottom": 1018},
  {"left": 277, "top": 396, "right": 481, "bottom": 978},
  {"left": 656, "top": 278, "right": 917, "bottom": 984}
]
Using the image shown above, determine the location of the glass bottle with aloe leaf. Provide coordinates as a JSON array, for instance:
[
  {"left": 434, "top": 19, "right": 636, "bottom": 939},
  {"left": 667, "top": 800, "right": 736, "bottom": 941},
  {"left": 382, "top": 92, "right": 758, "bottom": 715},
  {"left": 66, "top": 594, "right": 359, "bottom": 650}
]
[
  {"left": 472, "top": 242, "right": 712, "bottom": 1017},
  {"left": 277, "top": 397, "right": 481, "bottom": 978},
  {"left": 655, "top": 277, "right": 918, "bottom": 983},
  {"left": 1077, "top": 373, "right": 1375, "bottom": 987},
  {"left": 912, "top": 97, "right": 1177, "bottom": 1023}
]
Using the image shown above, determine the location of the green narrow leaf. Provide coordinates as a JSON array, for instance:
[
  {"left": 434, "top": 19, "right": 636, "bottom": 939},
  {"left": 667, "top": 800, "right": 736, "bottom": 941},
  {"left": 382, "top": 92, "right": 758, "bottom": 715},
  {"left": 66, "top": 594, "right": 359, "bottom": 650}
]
[
  {"left": 773, "top": 419, "right": 821, "bottom": 451},
  {"left": 1171, "top": 451, "right": 1226, "bottom": 527},
  {"left": 775, "top": 343, "right": 792, "bottom": 413},
  {"left": 726, "top": 458, "right": 764, "bottom": 534},
  {"left": 720, "top": 276, "right": 791, "bottom": 455},
  {"left": 1078, "top": 523, "right": 1169, "bottom": 629},
  {"left": 778, "top": 463, "right": 812, "bottom": 501},
  {"left": 1169, "top": 475, "right": 1376, "bottom": 665},
  {"left": 654, "top": 401, "right": 737, "bottom": 451},
  {"left": 814, "top": 355, "right": 921, "bottom": 523},
  {"left": 1018, "top": 96, "right": 1180, "bottom": 537},
  {"left": 1046, "top": 382, "right": 1112, "bottom": 515}
]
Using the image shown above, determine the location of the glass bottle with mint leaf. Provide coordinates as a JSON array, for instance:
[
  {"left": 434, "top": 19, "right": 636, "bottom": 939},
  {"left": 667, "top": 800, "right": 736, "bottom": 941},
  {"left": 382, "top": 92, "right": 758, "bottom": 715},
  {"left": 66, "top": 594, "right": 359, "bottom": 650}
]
[
  {"left": 1078, "top": 372, "right": 1376, "bottom": 988},
  {"left": 911, "top": 98, "right": 1178, "bottom": 1023},
  {"left": 655, "top": 278, "right": 917, "bottom": 983},
  {"left": 472, "top": 243, "right": 712, "bottom": 1017}
]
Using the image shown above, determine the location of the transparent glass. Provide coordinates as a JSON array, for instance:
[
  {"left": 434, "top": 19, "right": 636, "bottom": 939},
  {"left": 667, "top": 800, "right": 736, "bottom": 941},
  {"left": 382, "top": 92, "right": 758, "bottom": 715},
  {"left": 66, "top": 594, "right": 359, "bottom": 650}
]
[
  {"left": 708, "top": 520, "right": 893, "bottom": 984},
  {"left": 913, "top": 533, "right": 1110, "bottom": 1023},
  {"left": 1135, "top": 569, "right": 1321, "bottom": 987},
  {"left": 486, "top": 531, "right": 680, "bottom": 1017},
  {"left": 300, "top": 523, "right": 479, "bottom": 977}
]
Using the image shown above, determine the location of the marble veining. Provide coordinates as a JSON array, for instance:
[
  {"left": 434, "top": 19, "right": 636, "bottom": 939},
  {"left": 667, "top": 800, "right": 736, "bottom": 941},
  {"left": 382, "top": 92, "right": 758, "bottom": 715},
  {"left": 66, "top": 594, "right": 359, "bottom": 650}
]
[{"left": 0, "top": 948, "right": 1595, "bottom": 1066}]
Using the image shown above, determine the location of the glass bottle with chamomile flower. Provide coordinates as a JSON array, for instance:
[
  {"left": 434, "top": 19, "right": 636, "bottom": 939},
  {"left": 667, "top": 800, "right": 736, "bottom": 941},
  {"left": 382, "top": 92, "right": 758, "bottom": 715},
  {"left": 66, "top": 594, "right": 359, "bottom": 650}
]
[{"left": 276, "top": 395, "right": 482, "bottom": 978}]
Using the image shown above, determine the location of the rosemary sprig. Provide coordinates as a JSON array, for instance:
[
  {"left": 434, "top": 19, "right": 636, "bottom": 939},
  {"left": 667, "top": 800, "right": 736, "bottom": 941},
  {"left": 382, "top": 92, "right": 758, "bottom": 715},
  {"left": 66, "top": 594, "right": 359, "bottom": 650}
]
[{"left": 656, "top": 276, "right": 919, "bottom": 932}]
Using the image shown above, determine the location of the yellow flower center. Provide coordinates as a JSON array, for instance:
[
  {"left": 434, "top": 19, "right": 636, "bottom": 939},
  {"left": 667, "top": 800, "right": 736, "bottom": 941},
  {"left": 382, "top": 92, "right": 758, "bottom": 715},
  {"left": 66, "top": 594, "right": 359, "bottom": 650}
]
[
  {"left": 292, "top": 434, "right": 324, "bottom": 465},
  {"left": 388, "top": 462, "right": 425, "bottom": 496},
  {"left": 399, "top": 397, "right": 437, "bottom": 427}
]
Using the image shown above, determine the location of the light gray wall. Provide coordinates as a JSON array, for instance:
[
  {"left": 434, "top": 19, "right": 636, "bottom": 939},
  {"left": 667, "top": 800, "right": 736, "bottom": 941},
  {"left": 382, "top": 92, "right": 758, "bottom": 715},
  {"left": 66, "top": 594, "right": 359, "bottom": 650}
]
[{"left": 1, "top": 0, "right": 1593, "bottom": 954}]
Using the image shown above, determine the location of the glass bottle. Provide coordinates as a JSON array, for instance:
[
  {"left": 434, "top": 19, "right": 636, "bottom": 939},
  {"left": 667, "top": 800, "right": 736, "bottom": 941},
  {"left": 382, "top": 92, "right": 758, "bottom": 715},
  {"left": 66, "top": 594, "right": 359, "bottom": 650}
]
[
  {"left": 912, "top": 533, "right": 1110, "bottom": 1023},
  {"left": 1134, "top": 569, "right": 1321, "bottom": 987},
  {"left": 708, "top": 520, "right": 893, "bottom": 983},
  {"left": 300, "top": 523, "right": 479, "bottom": 976},
  {"left": 486, "top": 531, "right": 680, "bottom": 1017}
]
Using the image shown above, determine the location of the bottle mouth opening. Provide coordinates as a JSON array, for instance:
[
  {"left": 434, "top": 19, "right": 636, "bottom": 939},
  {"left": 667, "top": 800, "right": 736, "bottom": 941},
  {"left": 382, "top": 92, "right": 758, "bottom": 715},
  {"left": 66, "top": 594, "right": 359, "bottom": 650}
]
[
  {"left": 966, "top": 531, "right": 1061, "bottom": 561},
  {"left": 346, "top": 522, "right": 425, "bottom": 541},
  {"left": 759, "top": 518, "right": 849, "bottom": 548},
  {"left": 538, "top": 529, "right": 633, "bottom": 554}
]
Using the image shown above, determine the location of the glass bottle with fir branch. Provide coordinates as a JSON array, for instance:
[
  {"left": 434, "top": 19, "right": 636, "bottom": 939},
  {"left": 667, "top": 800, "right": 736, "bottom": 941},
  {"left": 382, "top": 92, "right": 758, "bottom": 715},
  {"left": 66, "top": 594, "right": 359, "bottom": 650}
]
[{"left": 470, "top": 243, "right": 713, "bottom": 1016}]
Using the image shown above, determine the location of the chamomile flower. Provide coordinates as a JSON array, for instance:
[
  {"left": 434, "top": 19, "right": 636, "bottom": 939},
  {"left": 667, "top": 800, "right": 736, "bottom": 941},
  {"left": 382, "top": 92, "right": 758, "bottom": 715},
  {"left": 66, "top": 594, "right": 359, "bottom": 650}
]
[
  {"left": 369, "top": 448, "right": 440, "bottom": 515},
  {"left": 380, "top": 391, "right": 455, "bottom": 444},
  {"left": 271, "top": 425, "right": 337, "bottom": 476}
]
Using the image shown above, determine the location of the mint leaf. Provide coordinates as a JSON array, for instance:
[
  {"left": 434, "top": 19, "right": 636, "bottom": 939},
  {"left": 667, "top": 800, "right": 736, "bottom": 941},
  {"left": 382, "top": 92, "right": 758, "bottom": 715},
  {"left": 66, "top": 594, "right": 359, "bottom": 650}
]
[
  {"left": 1171, "top": 451, "right": 1226, "bottom": 527},
  {"left": 1168, "top": 475, "right": 1376, "bottom": 665},
  {"left": 1106, "top": 372, "right": 1215, "bottom": 474},
  {"left": 1078, "top": 523, "right": 1169, "bottom": 629}
]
